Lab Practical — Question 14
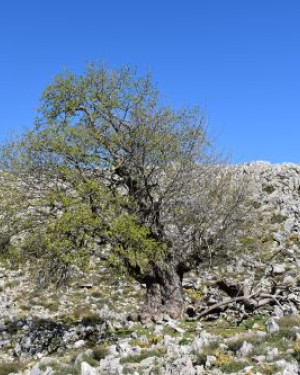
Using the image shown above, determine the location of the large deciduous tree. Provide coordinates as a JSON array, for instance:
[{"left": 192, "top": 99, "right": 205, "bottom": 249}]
[{"left": 0, "top": 65, "right": 249, "bottom": 321}]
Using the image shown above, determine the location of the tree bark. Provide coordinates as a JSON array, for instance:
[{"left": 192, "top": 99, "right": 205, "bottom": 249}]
[{"left": 140, "top": 265, "right": 184, "bottom": 322}]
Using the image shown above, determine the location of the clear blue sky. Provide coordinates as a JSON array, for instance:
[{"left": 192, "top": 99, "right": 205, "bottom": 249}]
[{"left": 1, "top": 0, "right": 300, "bottom": 163}]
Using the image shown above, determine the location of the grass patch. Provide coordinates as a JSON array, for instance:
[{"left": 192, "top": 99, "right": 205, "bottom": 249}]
[
  {"left": 277, "top": 315, "right": 300, "bottom": 328},
  {"left": 38, "top": 298, "right": 60, "bottom": 312},
  {"left": 120, "top": 349, "right": 166, "bottom": 364},
  {"left": 0, "top": 362, "right": 26, "bottom": 375},
  {"left": 218, "top": 359, "right": 250, "bottom": 373}
]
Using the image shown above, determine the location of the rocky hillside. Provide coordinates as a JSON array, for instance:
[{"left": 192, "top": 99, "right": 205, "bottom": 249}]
[{"left": 1, "top": 162, "right": 300, "bottom": 375}]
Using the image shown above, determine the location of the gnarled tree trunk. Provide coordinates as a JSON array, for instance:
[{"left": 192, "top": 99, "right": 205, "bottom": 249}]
[{"left": 140, "top": 265, "right": 184, "bottom": 322}]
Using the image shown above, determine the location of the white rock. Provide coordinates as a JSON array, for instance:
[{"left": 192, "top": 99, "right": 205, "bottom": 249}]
[
  {"left": 108, "top": 344, "right": 119, "bottom": 356},
  {"left": 243, "top": 366, "right": 255, "bottom": 373},
  {"left": 273, "top": 305, "right": 284, "bottom": 317},
  {"left": 282, "top": 362, "right": 299, "bottom": 375},
  {"left": 30, "top": 366, "right": 54, "bottom": 375},
  {"left": 39, "top": 357, "right": 57, "bottom": 366},
  {"left": 99, "top": 357, "right": 123, "bottom": 374},
  {"left": 165, "top": 320, "right": 185, "bottom": 333},
  {"left": 74, "top": 339, "right": 85, "bottom": 349},
  {"left": 30, "top": 365, "right": 42, "bottom": 375},
  {"left": 81, "top": 362, "right": 99, "bottom": 375},
  {"left": 287, "top": 303, "right": 299, "bottom": 315},
  {"left": 282, "top": 275, "right": 296, "bottom": 286},
  {"left": 191, "top": 337, "right": 206, "bottom": 352},
  {"left": 265, "top": 318, "right": 280, "bottom": 333},
  {"left": 140, "top": 356, "right": 155, "bottom": 368},
  {"left": 130, "top": 331, "right": 138, "bottom": 339},
  {"left": 252, "top": 355, "right": 265, "bottom": 363},
  {"left": 274, "top": 358, "right": 299, "bottom": 374},
  {"left": 138, "top": 335, "right": 148, "bottom": 343},
  {"left": 205, "top": 355, "right": 217, "bottom": 367},
  {"left": 273, "top": 264, "right": 286, "bottom": 275},
  {"left": 267, "top": 347, "right": 279, "bottom": 361},
  {"left": 153, "top": 324, "right": 164, "bottom": 335},
  {"left": 237, "top": 341, "right": 253, "bottom": 357}
]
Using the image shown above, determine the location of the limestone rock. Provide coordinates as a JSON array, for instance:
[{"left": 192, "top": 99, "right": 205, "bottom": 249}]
[
  {"left": 237, "top": 341, "right": 253, "bottom": 357},
  {"left": 265, "top": 318, "right": 280, "bottom": 333},
  {"left": 81, "top": 362, "right": 99, "bottom": 375}
]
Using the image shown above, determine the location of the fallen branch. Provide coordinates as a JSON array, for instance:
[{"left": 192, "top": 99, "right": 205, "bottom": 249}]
[{"left": 195, "top": 292, "right": 260, "bottom": 319}]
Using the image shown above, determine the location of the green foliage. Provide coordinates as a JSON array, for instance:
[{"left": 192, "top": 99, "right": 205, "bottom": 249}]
[
  {"left": 92, "top": 344, "right": 109, "bottom": 360},
  {"left": 108, "top": 215, "right": 165, "bottom": 273},
  {"left": 0, "top": 64, "right": 206, "bottom": 282},
  {"left": 0, "top": 63, "right": 249, "bottom": 300},
  {"left": 240, "top": 237, "right": 256, "bottom": 245},
  {"left": 262, "top": 184, "right": 276, "bottom": 194},
  {"left": 271, "top": 214, "right": 287, "bottom": 224}
]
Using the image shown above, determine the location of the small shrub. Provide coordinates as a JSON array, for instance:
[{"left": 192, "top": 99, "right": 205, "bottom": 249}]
[
  {"left": 240, "top": 237, "right": 256, "bottom": 245},
  {"left": 38, "top": 298, "right": 60, "bottom": 312},
  {"left": 289, "top": 233, "right": 299, "bottom": 242},
  {"left": 81, "top": 313, "right": 100, "bottom": 325},
  {"left": 263, "top": 185, "right": 275, "bottom": 194},
  {"left": 20, "top": 304, "right": 31, "bottom": 311},
  {"left": 0, "top": 233, "right": 11, "bottom": 252},
  {"left": 90, "top": 290, "right": 102, "bottom": 298},
  {"left": 92, "top": 344, "right": 109, "bottom": 360},
  {"left": 260, "top": 364, "right": 281, "bottom": 375},
  {"left": 72, "top": 304, "right": 100, "bottom": 325},
  {"left": 271, "top": 214, "right": 287, "bottom": 224},
  {"left": 149, "top": 335, "right": 163, "bottom": 344},
  {"left": 292, "top": 341, "right": 300, "bottom": 361},
  {"left": 179, "top": 337, "right": 192, "bottom": 345}
]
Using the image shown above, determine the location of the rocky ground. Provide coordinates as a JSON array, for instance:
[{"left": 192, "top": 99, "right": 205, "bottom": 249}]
[{"left": 1, "top": 162, "right": 300, "bottom": 375}]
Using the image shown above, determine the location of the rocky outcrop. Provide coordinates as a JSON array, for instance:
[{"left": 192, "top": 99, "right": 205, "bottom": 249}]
[{"left": 2, "top": 162, "right": 300, "bottom": 374}]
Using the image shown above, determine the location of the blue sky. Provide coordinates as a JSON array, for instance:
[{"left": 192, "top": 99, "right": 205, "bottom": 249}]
[{"left": 1, "top": 0, "right": 300, "bottom": 163}]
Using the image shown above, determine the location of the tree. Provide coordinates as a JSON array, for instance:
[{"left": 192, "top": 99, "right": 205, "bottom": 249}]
[{"left": 0, "top": 65, "right": 249, "bottom": 321}]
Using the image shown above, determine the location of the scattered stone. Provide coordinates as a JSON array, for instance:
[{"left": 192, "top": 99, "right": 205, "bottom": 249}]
[
  {"left": 140, "top": 356, "right": 155, "bottom": 368},
  {"left": 282, "top": 275, "right": 296, "bottom": 286},
  {"left": 252, "top": 355, "right": 266, "bottom": 363},
  {"left": 237, "top": 341, "right": 253, "bottom": 357},
  {"left": 265, "top": 318, "right": 280, "bottom": 333},
  {"left": 205, "top": 355, "right": 217, "bottom": 367},
  {"left": 165, "top": 320, "right": 185, "bottom": 333},
  {"left": 81, "top": 362, "right": 98, "bottom": 375},
  {"left": 272, "top": 264, "right": 286, "bottom": 275},
  {"left": 267, "top": 347, "right": 279, "bottom": 361},
  {"left": 74, "top": 339, "right": 85, "bottom": 349},
  {"left": 272, "top": 305, "right": 284, "bottom": 317}
]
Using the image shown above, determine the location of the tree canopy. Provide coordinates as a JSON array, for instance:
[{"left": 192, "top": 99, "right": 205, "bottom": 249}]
[{"left": 0, "top": 65, "right": 250, "bottom": 320}]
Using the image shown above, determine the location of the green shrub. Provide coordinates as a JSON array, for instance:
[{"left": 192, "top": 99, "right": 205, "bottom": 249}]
[
  {"left": 92, "top": 344, "right": 109, "bottom": 360},
  {"left": 263, "top": 185, "right": 275, "bottom": 194},
  {"left": 271, "top": 214, "right": 287, "bottom": 224}
]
